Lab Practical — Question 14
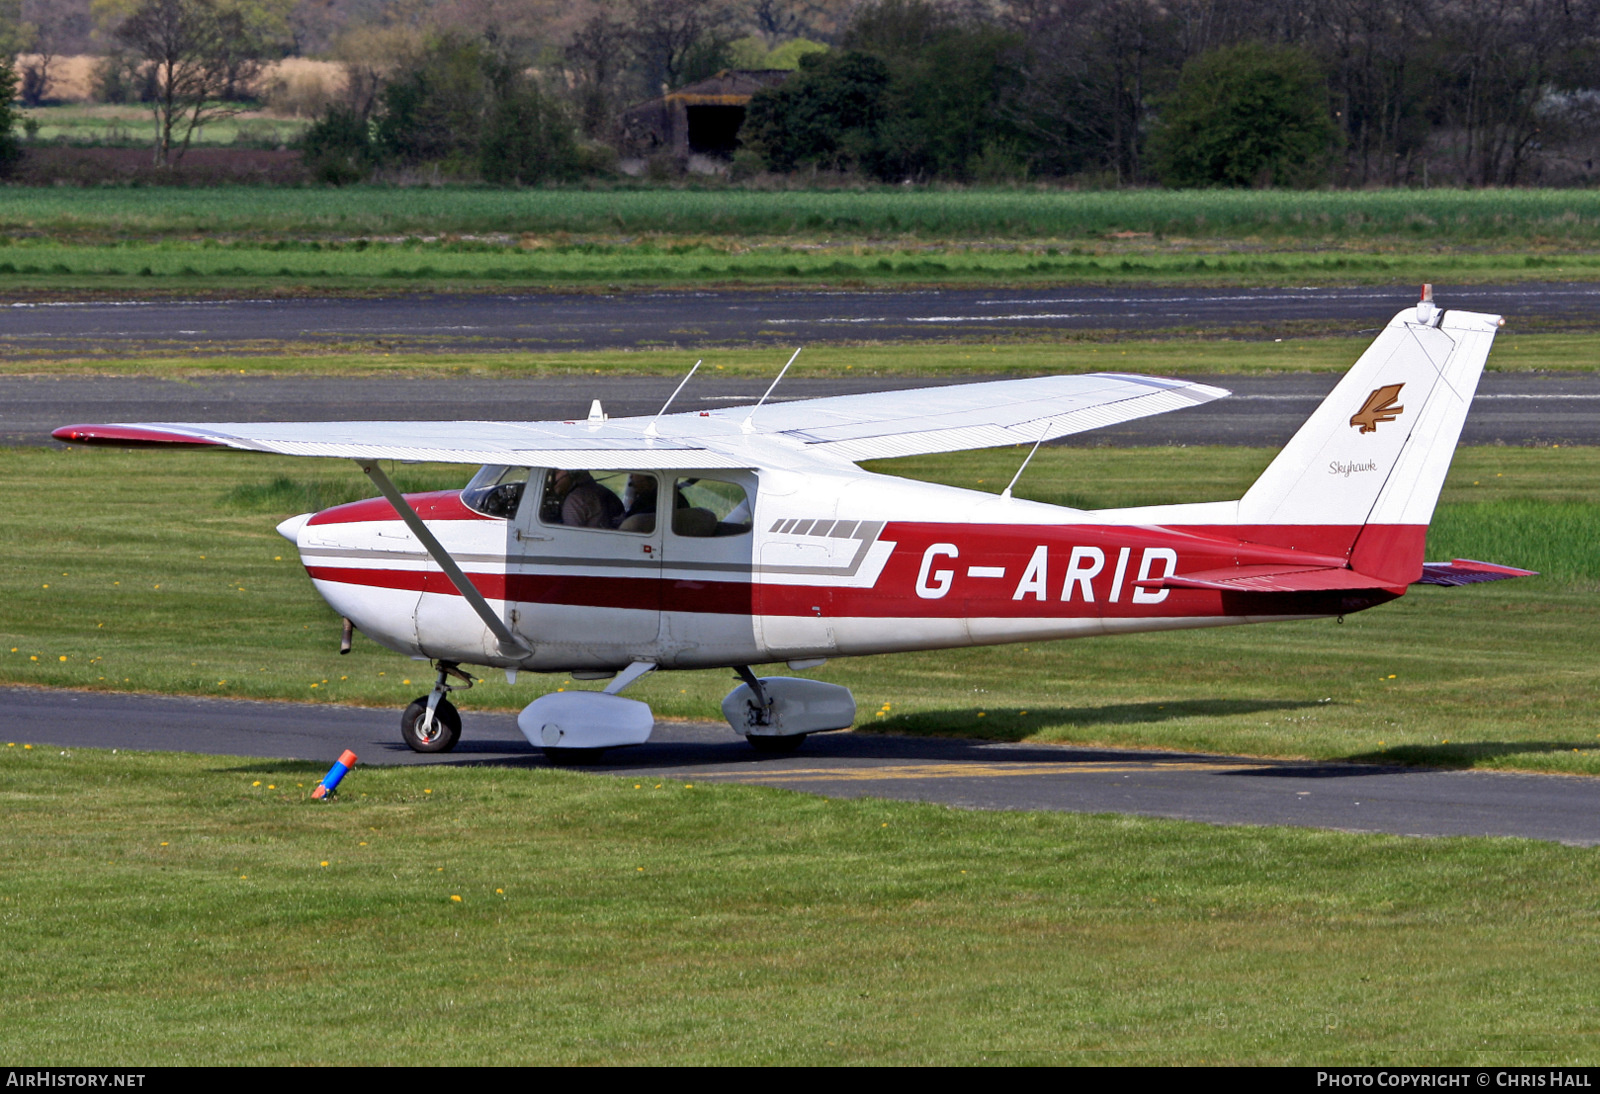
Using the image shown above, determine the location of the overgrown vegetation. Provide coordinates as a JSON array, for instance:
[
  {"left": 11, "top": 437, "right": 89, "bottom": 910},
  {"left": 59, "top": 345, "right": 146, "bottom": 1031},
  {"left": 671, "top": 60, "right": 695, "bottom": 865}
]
[{"left": 8, "top": 0, "right": 1600, "bottom": 187}]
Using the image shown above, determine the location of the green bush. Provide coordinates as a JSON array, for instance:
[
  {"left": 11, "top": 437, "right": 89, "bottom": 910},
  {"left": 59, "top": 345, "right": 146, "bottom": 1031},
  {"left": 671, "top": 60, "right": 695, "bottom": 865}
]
[
  {"left": 0, "top": 59, "right": 23, "bottom": 177},
  {"left": 299, "top": 105, "right": 375, "bottom": 185},
  {"left": 1149, "top": 42, "right": 1339, "bottom": 189},
  {"left": 742, "top": 51, "right": 891, "bottom": 174},
  {"left": 478, "top": 85, "right": 580, "bottom": 184}
]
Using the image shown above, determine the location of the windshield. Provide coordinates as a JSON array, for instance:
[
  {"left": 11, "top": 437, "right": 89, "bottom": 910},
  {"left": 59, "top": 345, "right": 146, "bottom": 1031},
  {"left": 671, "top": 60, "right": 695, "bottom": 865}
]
[{"left": 461, "top": 465, "right": 530, "bottom": 519}]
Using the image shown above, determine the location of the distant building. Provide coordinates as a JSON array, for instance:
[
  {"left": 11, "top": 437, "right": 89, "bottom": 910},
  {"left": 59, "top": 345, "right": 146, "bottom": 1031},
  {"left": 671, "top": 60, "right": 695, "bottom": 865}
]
[{"left": 620, "top": 70, "right": 791, "bottom": 163}]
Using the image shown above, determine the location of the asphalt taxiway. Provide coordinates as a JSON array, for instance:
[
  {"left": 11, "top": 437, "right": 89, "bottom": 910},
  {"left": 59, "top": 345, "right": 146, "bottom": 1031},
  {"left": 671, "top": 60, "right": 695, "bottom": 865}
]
[
  {"left": 8, "top": 371, "right": 1599, "bottom": 448},
  {"left": 8, "top": 282, "right": 1600, "bottom": 357},
  {"left": 7, "top": 687, "right": 1597, "bottom": 846}
]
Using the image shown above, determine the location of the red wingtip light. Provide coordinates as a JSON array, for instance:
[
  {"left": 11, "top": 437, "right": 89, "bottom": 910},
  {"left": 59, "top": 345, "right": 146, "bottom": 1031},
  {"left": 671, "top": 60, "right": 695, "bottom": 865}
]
[{"left": 51, "top": 424, "right": 222, "bottom": 447}]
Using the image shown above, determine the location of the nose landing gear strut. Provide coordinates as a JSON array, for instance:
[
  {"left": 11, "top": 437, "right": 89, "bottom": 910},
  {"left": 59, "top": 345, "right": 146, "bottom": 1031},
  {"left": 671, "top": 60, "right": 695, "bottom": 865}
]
[{"left": 400, "top": 661, "right": 474, "bottom": 753}]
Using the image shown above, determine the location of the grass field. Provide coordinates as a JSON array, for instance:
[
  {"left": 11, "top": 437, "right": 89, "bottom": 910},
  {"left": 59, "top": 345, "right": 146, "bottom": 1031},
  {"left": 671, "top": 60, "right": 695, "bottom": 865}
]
[
  {"left": 8, "top": 333, "right": 1597, "bottom": 377},
  {"left": 3, "top": 238, "right": 1596, "bottom": 293},
  {"left": 3, "top": 443, "right": 1594, "bottom": 775},
  {"left": 2, "top": 745, "right": 1597, "bottom": 1064},
  {"left": 11, "top": 185, "right": 1600, "bottom": 243},
  {"left": 19, "top": 103, "right": 308, "bottom": 147},
  {"left": 8, "top": 186, "right": 1600, "bottom": 295}
]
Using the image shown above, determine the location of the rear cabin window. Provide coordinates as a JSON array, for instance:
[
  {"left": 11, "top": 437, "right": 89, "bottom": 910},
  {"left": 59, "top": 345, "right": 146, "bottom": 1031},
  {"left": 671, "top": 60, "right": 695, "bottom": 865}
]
[{"left": 672, "top": 478, "right": 752, "bottom": 537}]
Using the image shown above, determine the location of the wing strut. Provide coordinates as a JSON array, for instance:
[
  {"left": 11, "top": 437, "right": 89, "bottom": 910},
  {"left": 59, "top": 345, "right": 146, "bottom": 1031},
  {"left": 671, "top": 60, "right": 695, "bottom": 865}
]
[{"left": 355, "top": 460, "right": 530, "bottom": 659}]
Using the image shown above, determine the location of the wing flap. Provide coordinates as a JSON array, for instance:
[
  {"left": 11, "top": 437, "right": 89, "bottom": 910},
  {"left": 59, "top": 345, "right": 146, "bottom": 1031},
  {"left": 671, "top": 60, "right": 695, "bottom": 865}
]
[{"left": 745, "top": 373, "right": 1227, "bottom": 460}]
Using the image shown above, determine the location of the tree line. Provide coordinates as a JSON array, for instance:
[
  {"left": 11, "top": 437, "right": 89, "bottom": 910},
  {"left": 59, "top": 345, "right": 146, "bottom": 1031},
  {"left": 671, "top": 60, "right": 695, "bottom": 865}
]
[{"left": 8, "top": 0, "right": 1600, "bottom": 187}]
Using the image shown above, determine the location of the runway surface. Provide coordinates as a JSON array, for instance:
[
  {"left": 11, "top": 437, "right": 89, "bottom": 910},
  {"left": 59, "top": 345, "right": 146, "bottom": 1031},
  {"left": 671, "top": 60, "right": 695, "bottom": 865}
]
[
  {"left": 8, "top": 370, "right": 1597, "bottom": 447},
  {"left": 7, "top": 282, "right": 1600, "bottom": 356},
  {"left": 7, "top": 687, "right": 1597, "bottom": 845}
]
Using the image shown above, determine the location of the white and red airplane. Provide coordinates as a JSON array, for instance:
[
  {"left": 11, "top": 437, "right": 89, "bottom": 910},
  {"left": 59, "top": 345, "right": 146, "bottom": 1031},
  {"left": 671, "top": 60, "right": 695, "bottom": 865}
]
[{"left": 55, "top": 290, "right": 1532, "bottom": 757}]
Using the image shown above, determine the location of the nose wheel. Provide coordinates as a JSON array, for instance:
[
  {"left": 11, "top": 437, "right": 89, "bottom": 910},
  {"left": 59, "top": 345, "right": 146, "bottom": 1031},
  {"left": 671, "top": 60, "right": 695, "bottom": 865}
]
[
  {"left": 400, "top": 661, "right": 472, "bottom": 753},
  {"left": 402, "top": 696, "right": 461, "bottom": 752}
]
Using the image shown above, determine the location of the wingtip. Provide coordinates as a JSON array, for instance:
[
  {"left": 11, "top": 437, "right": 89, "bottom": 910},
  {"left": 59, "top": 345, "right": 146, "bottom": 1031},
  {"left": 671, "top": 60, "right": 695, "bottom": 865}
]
[{"left": 51, "top": 424, "right": 222, "bottom": 447}]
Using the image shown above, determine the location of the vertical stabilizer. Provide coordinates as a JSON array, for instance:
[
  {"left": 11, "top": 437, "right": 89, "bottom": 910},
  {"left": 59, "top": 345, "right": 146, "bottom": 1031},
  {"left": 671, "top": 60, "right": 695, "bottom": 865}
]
[{"left": 1237, "top": 301, "right": 1501, "bottom": 582}]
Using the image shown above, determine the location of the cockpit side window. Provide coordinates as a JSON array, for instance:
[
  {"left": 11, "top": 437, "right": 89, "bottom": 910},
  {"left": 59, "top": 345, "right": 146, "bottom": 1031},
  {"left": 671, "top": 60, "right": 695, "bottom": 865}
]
[
  {"left": 539, "top": 469, "right": 657, "bottom": 533},
  {"left": 461, "top": 465, "right": 530, "bottom": 519}
]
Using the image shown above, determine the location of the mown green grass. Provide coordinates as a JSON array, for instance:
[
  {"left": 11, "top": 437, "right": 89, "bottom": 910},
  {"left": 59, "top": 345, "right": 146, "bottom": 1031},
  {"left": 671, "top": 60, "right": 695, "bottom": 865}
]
[
  {"left": 3, "top": 237, "right": 1597, "bottom": 293},
  {"left": 2, "top": 444, "right": 1594, "bottom": 774},
  {"left": 11, "top": 185, "right": 1600, "bottom": 243},
  {"left": 8, "top": 333, "right": 1596, "bottom": 377},
  {"left": 2, "top": 745, "right": 1597, "bottom": 1064}
]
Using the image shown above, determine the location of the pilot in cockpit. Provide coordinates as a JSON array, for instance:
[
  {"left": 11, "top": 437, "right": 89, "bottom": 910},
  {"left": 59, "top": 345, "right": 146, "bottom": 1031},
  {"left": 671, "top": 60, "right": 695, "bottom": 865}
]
[{"left": 548, "top": 468, "right": 624, "bottom": 528}]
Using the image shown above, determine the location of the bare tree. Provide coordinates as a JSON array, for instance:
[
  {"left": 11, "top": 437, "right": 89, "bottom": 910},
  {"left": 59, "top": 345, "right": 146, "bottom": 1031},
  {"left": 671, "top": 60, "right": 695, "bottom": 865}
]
[
  {"left": 1003, "top": 0, "right": 1179, "bottom": 183},
  {"left": 628, "top": 0, "right": 735, "bottom": 91},
  {"left": 563, "top": 5, "right": 631, "bottom": 136},
  {"left": 115, "top": 0, "right": 262, "bottom": 165}
]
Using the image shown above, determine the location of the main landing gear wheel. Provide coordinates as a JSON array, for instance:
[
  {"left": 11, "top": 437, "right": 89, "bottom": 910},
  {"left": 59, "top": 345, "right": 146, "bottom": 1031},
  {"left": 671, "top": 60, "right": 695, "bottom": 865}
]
[
  {"left": 747, "top": 734, "right": 806, "bottom": 755},
  {"left": 401, "top": 696, "right": 461, "bottom": 753}
]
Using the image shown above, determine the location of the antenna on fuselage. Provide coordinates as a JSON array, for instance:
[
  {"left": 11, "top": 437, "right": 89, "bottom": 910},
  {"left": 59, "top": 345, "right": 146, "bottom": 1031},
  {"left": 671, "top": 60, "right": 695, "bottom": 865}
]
[
  {"left": 1001, "top": 418, "right": 1055, "bottom": 499},
  {"left": 741, "top": 347, "right": 802, "bottom": 434},
  {"left": 644, "top": 359, "right": 701, "bottom": 439}
]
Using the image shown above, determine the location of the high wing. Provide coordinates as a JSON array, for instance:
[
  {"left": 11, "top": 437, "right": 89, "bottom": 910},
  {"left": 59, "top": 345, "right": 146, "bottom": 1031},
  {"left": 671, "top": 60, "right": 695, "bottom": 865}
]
[{"left": 53, "top": 372, "right": 1227, "bottom": 468}]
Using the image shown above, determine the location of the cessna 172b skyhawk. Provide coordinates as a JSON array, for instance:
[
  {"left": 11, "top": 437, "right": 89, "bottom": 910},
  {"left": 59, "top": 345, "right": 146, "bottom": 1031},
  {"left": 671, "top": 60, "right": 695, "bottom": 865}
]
[{"left": 55, "top": 290, "right": 1532, "bottom": 757}]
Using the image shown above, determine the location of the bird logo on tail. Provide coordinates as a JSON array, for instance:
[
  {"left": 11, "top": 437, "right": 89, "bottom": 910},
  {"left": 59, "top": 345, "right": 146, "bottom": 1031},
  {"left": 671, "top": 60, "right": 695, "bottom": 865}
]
[{"left": 1351, "top": 383, "right": 1405, "bottom": 433}]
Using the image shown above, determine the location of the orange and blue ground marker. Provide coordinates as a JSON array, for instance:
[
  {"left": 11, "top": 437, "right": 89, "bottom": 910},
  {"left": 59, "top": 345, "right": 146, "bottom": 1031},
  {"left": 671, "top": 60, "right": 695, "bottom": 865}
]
[{"left": 311, "top": 750, "right": 358, "bottom": 800}]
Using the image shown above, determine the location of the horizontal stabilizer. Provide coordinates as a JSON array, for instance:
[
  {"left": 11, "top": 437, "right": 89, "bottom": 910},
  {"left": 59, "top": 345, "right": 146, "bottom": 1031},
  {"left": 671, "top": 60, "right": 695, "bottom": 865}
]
[
  {"left": 1414, "top": 559, "right": 1538, "bottom": 586},
  {"left": 1139, "top": 555, "right": 1538, "bottom": 593},
  {"left": 1138, "top": 565, "right": 1402, "bottom": 593}
]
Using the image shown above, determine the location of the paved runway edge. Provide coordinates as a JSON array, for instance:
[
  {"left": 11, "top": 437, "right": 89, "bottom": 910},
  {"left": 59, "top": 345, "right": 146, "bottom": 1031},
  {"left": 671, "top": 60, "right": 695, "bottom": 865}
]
[{"left": 7, "top": 686, "right": 1598, "bottom": 846}]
